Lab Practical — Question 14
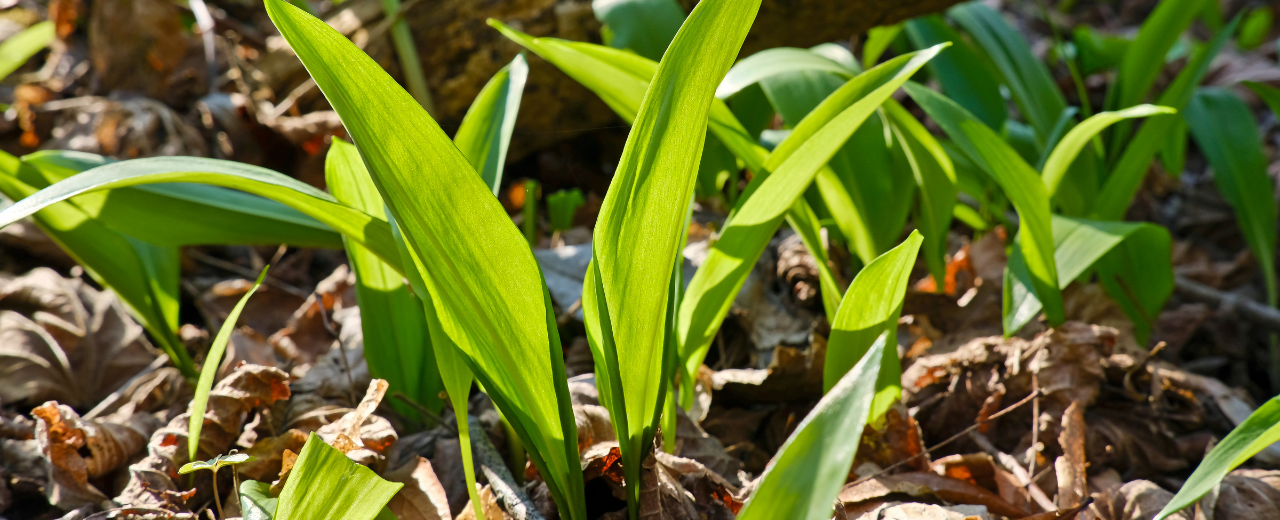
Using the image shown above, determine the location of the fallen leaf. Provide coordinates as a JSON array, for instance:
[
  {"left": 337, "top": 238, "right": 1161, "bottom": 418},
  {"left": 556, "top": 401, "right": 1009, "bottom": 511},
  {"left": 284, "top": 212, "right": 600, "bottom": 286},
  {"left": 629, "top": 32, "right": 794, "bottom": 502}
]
[
  {"left": 1057, "top": 400, "right": 1087, "bottom": 509},
  {"left": 385, "top": 456, "right": 453, "bottom": 520},
  {"left": 32, "top": 402, "right": 159, "bottom": 510}
]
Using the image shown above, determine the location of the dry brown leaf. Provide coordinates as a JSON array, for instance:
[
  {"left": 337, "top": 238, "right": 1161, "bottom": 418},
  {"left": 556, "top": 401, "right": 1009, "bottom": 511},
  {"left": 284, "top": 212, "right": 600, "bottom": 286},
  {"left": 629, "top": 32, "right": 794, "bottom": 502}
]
[
  {"left": 1057, "top": 400, "right": 1088, "bottom": 510},
  {"left": 317, "top": 379, "right": 397, "bottom": 454},
  {"left": 838, "top": 472, "right": 1029, "bottom": 519},
  {"left": 930, "top": 453, "right": 1028, "bottom": 507},
  {"left": 574, "top": 404, "right": 614, "bottom": 453},
  {"left": 268, "top": 265, "right": 356, "bottom": 364},
  {"left": 385, "top": 456, "right": 453, "bottom": 520},
  {"left": 638, "top": 452, "right": 699, "bottom": 520},
  {"left": 1084, "top": 480, "right": 1189, "bottom": 520},
  {"left": 115, "top": 364, "right": 290, "bottom": 511},
  {"left": 32, "top": 402, "right": 159, "bottom": 510},
  {"left": 237, "top": 429, "right": 307, "bottom": 482},
  {"left": 457, "top": 484, "right": 513, "bottom": 520},
  {"left": 672, "top": 408, "right": 740, "bottom": 483},
  {"left": 852, "top": 502, "right": 992, "bottom": 520},
  {"left": 0, "top": 268, "right": 157, "bottom": 408}
]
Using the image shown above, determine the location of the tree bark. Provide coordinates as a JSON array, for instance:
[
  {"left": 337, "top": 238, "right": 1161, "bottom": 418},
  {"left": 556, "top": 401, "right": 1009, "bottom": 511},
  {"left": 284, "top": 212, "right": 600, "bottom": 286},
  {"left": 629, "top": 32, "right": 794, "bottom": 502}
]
[{"left": 264, "top": 0, "right": 963, "bottom": 160}]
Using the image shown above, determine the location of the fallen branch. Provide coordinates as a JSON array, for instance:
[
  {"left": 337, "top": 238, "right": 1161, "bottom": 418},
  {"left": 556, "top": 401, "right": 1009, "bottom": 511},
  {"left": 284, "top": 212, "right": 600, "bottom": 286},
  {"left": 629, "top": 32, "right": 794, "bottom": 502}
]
[
  {"left": 1174, "top": 274, "right": 1280, "bottom": 330},
  {"left": 468, "top": 415, "right": 545, "bottom": 520}
]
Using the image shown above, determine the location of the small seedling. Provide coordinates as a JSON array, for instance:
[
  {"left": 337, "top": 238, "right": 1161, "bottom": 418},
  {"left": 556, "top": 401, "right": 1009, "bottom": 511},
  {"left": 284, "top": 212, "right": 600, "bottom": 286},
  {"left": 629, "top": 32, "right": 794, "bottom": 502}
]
[{"left": 179, "top": 451, "right": 253, "bottom": 518}]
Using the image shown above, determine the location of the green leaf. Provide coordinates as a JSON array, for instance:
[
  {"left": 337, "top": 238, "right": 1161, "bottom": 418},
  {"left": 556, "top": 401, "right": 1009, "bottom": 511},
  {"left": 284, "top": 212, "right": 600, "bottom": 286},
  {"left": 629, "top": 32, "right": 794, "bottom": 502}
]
[
  {"left": 1092, "top": 14, "right": 1238, "bottom": 220},
  {"left": 0, "top": 21, "right": 54, "bottom": 81},
  {"left": 862, "top": 23, "right": 903, "bottom": 69},
  {"left": 326, "top": 140, "right": 442, "bottom": 413},
  {"left": 264, "top": 2, "right": 584, "bottom": 517},
  {"left": 1184, "top": 87, "right": 1279, "bottom": 307},
  {"left": 1155, "top": 396, "right": 1280, "bottom": 520},
  {"left": 1042, "top": 104, "right": 1175, "bottom": 199},
  {"left": 736, "top": 333, "right": 885, "bottom": 520},
  {"left": 884, "top": 100, "right": 957, "bottom": 286},
  {"left": 18, "top": 151, "right": 343, "bottom": 249},
  {"left": 582, "top": 0, "right": 761, "bottom": 511},
  {"left": 547, "top": 189, "right": 585, "bottom": 231},
  {"left": 1239, "top": 7, "right": 1275, "bottom": 49},
  {"left": 905, "top": 81, "right": 1063, "bottom": 327},
  {"left": 824, "top": 231, "right": 921, "bottom": 422},
  {"left": 592, "top": 0, "right": 686, "bottom": 60},
  {"left": 454, "top": 54, "right": 529, "bottom": 195},
  {"left": 679, "top": 47, "right": 944, "bottom": 396},
  {"left": 1004, "top": 215, "right": 1172, "bottom": 340},
  {"left": 190, "top": 268, "right": 268, "bottom": 463},
  {"left": 949, "top": 3, "right": 1066, "bottom": 144},
  {"left": 180, "top": 452, "right": 253, "bottom": 475},
  {"left": 0, "top": 156, "right": 401, "bottom": 271},
  {"left": 716, "top": 47, "right": 856, "bottom": 99},
  {"left": 1073, "top": 26, "right": 1131, "bottom": 76},
  {"left": 240, "top": 480, "right": 277, "bottom": 520},
  {"left": 905, "top": 15, "right": 1007, "bottom": 130},
  {"left": 1103, "top": 0, "right": 1203, "bottom": 153},
  {"left": 0, "top": 153, "right": 191, "bottom": 376},
  {"left": 274, "top": 433, "right": 403, "bottom": 520}
]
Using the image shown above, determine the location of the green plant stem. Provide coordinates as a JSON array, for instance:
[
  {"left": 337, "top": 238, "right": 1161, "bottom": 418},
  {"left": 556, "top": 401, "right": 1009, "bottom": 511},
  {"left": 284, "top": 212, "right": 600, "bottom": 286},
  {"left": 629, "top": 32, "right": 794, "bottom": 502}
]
[
  {"left": 523, "top": 179, "right": 539, "bottom": 246},
  {"left": 500, "top": 413, "right": 526, "bottom": 485},
  {"left": 212, "top": 469, "right": 224, "bottom": 519},
  {"left": 379, "top": 0, "right": 435, "bottom": 115}
]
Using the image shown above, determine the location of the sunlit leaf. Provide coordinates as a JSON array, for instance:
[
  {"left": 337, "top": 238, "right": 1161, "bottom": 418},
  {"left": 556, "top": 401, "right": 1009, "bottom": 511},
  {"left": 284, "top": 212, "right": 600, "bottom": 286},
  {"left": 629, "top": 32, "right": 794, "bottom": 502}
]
[
  {"left": 905, "top": 14, "right": 1006, "bottom": 130},
  {"left": 190, "top": 268, "right": 267, "bottom": 463},
  {"left": 736, "top": 333, "right": 886, "bottom": 520},
  {"left": 0, "top": 21, "right": 54, "bottom": 80},
  {"left": 264, "top": 2, "right": 584, "bottom": 516},
  {"left": 592, "top": 0, "right": 686, "bottom": 60},
  {"left": 454, "top": 54, "right": 529, "bottom": 195},
  {"left": 274, "top": 433, "right": 402, "bottom": 520}
]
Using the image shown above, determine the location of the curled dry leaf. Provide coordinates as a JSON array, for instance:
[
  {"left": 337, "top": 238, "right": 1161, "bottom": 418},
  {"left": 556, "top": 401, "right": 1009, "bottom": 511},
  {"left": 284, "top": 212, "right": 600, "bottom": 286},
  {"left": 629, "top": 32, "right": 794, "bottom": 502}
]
[
  {"left": 385, "top": 456, "right": 454, "bottom": 520},
  {"left": 457, "top": 484, "right": 513, "bottom": 520},
  {"left": 850, "top": 502, "right": 992, "bottom": 520},
  {"left": 114, "top": 364, "right": 290, "bottom": 511},
  {"left": 0, "top": 268, "right": 157, "bottom": 408},
  {"left": 237, "top": 428, "right": 307, "bottom": 482},
  {"left": 268, "top": 265, "right": 357, "bottom": 365},
  {"left": 574, "top": 404, "right": 614, "bottom": 454},
  {"left": 1057, "top": 400, "right": 1087, "bottom": 510},
  {"left": 31, "top": 402, "right": 160, "bottom": 510},
  {"left": 930, "top": 453, "right": 1027, "bottom": 507},
  {"left": 317, "top": 378, "right": 397, "bottom": 455}
]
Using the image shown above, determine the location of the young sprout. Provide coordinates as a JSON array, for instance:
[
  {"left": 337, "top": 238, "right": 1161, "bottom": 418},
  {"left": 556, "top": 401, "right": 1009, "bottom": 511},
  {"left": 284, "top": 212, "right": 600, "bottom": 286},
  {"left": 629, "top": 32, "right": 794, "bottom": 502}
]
[{"left": 179, "top": 451, "right": 253, "bottom": 518}]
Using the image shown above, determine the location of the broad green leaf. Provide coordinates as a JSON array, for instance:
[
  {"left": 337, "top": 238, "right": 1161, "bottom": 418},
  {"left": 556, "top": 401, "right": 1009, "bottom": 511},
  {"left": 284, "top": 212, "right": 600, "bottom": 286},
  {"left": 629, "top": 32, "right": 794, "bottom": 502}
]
[
  {"left": 1004, "top": 215, "right": 1172, "bottom": 340},
  {"left": 1092, "top": 15, "right": 1238, "bottom": 220},
  {"left": 190, "top": 268, "right": 267, "bottom": 463},
  {"left": 0, "top": 21, "right": 54, "bottom": 80},
  {"left": 1184, "top": 88, "right": 1278, "bottom": 307},
  {"left": 593, "top": 0, "right": 686, "bottom": 60},
  {"left": 824, "top": 231, "right": 921, "bottom": 422},
  {"left": 949, "top": 2, "right": 1066, "bottom": 144},
  {"left": 1245, "top": 81, "right": 1280, "bottom": 133},
  {"left": 0, "top": 156, "right": 401, "bottom": 270},
  {"left": 905, "top": 15, "right": 1007, "bottom": 130},
  {"left": 240, "top": 480, "right": 277, "bottom": 520},
  {"left": 274, "top": 433, "right": 403, "bottom": 520},
  {"left": 1155, "top": 396, "right": 1280, "bottom": 520},
  {"left": 17, "top": 151, "right": 343, "bottom": 248},
  {"left": 583, "top": 0, "right": 761, "bottom": 511},
  {"left": 264, "top": 2, "right": 584, "bottom": 517},
  {"left": 326, "top": 140, "right": 442, "bottom": 413},
  {"left": 716, "top": 47, "right": 856, "bottom": 99},
  {"left": 0, "top": 153, "right": 191, "bottom": 375},
  {"left": 862, "top": 23, "right": 903, "bottom": 69},
  {"left": 884, "top": 100, "right": 956, "bottom": 285},
  {"left": 1042, "top": 104, "right": 1175, "bottom": 199},
  {"left": 1104, "top": 0, "right": 1203, "bottom": 153},
  {"left": 736, "top": 333, "right": 885, "bottom": 520},
  {"left": 679, "top": 47, "right": 944, "bottom": 391},
  {"left": 386, "top": 212, "right": 486, "bottom": 520},
  {"left": 905, "top": 81, "right": 1063, "bottom": 327},
  {"left": 454, "top": 54, "right": 529, "bottom": 195}
]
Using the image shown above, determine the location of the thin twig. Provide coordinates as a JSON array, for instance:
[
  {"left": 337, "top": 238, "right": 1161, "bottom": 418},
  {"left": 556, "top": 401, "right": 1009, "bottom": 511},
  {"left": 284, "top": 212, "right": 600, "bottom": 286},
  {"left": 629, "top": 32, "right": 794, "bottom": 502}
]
[
  {"left": 392, "top": 391, "right": 452, "bottom": 432},
  {"left": 1029, "top": 372, "right": 1042, "bottom": 508},
  {"left": 852, "top": 389, "right": 1041, "bottom": 485},
  {"left": 314, "top": 291, "right": 359, "bottom": 406},
  {"left": 970, "top": 430, "right": 1058, "bottom": 512},
  {"left": 186, "top": 249, "right": 310, "bottom": 298}
]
